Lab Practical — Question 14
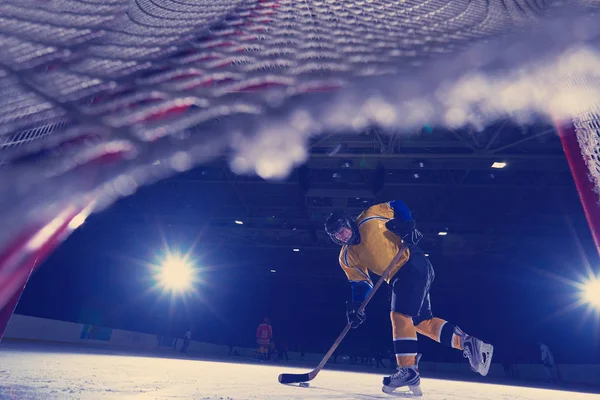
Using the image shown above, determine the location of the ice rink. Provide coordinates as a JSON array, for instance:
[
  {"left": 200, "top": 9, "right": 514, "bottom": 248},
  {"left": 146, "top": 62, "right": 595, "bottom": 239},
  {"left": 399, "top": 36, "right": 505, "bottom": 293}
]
[{"left": 1, "top": 342, "right": 598, "bottom": 400}]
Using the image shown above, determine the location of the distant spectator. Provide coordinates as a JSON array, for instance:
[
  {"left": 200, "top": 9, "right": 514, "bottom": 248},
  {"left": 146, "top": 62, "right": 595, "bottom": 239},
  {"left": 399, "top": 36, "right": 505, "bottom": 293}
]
[
  {"left": 227, "top": 332, "right": 236, "bottom": 356},
  {"left": 278, "top": 340, "right": 289, "bottom": 362},
  {"left": 538, "top": 342, "right": 558, "bottom": 383},
  {"left": 387, "top": 349, "right": 396, "bottom": 369},
  {"left": 268, "top": 341, "right": 276, "bottom": 361},
  {"left": 502, "top": 362, "right": 511, "bottom": 378},
  {"left": 499, "top": 350, "right": 517, "bottom": 379},
  {"left": 502, "top": 360, "right": 517, "bottom": 378},
  {"left": 375, "top": 349, "right": 386, "bottom": 369},
  {"left": 256, "top": 317, "right": 273, "bottom": 361},
  {"left": 180, "top": 328, "right": 192, "bottom": 354}
]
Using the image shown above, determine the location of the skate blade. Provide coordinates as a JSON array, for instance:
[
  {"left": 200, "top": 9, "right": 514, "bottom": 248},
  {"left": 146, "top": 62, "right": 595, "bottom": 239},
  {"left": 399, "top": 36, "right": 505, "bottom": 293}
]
[
  {"left": 382, "top": 385, "right": 423, "bottom": 397},
  {"left": 478, "top": 343, "right": 494, "bottom": 377}
]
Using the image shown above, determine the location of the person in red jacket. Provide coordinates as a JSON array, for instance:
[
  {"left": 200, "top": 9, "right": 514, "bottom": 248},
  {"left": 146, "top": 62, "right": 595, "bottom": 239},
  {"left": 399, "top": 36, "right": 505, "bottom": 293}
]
[{"left": 256, "top": 317, "right": 273, "bottom": 361}]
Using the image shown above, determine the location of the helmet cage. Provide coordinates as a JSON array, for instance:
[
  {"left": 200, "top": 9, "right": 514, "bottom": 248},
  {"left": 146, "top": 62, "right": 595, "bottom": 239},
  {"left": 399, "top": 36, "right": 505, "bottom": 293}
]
[{"left": 325, "top": 213, "right": 359, "bottom": 246}]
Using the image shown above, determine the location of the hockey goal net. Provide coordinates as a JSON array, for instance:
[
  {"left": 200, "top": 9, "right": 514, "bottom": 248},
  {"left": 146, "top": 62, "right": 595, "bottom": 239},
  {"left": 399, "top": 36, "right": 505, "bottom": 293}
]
[
  {"left": 559, "top": 115, "right": 600, "bottom": 251},
  {"left": 1, "top": 0, "right": 600, "bottom": 334}
]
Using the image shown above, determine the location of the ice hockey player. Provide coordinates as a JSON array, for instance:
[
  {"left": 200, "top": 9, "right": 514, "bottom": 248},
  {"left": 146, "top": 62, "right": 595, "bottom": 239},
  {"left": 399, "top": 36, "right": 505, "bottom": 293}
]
[
  {"left": 256, "top": 317, "right": 273, "bottom": 361},
  {"left": 325, "top": 200, "right": 494, "bottom": 396}
]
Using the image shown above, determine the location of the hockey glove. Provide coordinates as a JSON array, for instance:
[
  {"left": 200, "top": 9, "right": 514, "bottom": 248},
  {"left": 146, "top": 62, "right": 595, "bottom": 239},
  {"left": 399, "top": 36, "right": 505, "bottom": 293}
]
[
  {"left": 385, "top": 219, "right": 423, "bottom": 246},
  {"left": 346, "top": 301, "right": 366, "bottom": 329}
]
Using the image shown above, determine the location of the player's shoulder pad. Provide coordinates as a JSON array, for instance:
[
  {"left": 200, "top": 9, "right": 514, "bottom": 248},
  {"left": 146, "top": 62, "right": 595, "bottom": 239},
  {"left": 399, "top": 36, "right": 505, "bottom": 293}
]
[
  {"left": 362, "top": 202, "right": 394, "bottom": 219},
  {"left": 388, "top": 200, "right": 413, "bottom": 221}
]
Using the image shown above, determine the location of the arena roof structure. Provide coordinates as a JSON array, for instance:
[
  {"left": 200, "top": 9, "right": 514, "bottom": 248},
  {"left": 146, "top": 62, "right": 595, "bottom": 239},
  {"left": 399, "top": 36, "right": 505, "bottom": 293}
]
[{"left": 100, "top": 119, "right": 589, "bottom": 261}]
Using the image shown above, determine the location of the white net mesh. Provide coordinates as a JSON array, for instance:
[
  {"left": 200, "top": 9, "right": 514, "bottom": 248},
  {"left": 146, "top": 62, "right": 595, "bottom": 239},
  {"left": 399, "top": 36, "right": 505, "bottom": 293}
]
[
  {"left": 1, "top": 0, "right": 600, "bottom": 282},
  {"left": 573, "top": 111, "right": 600, "bottom": 205}
]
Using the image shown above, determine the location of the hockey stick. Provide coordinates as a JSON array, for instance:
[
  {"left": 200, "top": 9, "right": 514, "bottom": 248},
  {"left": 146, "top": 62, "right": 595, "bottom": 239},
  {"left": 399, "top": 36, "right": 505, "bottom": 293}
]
[{"left": 278, "top": 249, "right": 405, "bottom": 385}]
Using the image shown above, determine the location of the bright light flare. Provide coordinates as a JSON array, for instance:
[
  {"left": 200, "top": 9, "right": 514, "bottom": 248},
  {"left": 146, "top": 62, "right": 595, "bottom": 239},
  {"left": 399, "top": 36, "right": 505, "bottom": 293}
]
[
  {"left": 153, "top": 253, "right": 196, "bottom": 293},
  {"left": 581, "top": 277, "right": 600, "bottom": 310}
]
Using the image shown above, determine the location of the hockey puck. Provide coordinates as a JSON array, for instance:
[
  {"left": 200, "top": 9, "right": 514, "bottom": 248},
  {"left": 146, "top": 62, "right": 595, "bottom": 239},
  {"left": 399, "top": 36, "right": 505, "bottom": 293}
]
[{"left": 299, "top": 382, "right": 310, "bottom": 388}]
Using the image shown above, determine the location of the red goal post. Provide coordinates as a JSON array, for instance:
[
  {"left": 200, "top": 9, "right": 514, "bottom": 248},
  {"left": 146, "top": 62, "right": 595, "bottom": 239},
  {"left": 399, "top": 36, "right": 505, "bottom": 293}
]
[{"left": 556, "top": 121, "right": 600, "bottom": 256}]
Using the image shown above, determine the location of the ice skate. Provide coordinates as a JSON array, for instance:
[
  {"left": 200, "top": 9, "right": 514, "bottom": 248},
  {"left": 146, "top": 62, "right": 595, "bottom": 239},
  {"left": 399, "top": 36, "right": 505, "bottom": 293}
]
[
  {"left": 462, "top": 335, "right": 494, "bottom": 376},
  {"left": 382, "top": 354, "right": 422, "bottom": 396}
]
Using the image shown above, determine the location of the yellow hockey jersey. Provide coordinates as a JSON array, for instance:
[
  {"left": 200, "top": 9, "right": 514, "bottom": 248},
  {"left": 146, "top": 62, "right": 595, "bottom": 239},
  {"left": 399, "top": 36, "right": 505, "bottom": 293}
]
[{"left": 338, "top": 202, "right": 410, "bottom": 285}]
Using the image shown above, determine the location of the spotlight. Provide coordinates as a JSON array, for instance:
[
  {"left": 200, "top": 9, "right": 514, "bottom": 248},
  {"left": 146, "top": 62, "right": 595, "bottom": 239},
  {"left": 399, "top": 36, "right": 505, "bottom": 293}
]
[
  {"left": 581, "top": 276, "right": 600, "bottom": 310},
  {"left": 153, "top": 253, "right": 196, "bottom": 293}
]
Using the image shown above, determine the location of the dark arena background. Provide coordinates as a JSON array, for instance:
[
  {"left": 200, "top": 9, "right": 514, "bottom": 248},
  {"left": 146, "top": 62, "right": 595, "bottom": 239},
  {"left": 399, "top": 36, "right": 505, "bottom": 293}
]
[{"left": 0, "top": 0, "right": 599, "bottom": 398}]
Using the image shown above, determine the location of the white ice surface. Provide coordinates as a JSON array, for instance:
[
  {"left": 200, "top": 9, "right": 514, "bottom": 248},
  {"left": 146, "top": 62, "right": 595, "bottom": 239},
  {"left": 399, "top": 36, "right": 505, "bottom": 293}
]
[{"left": 0, "top": 343, "right": 597, "bottom": 400}]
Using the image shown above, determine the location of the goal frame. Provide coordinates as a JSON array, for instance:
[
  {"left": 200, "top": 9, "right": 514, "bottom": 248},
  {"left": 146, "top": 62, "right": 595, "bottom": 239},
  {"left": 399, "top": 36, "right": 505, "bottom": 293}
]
[{"left": 556, "top": 122, "right": 600, "bottom": 255}]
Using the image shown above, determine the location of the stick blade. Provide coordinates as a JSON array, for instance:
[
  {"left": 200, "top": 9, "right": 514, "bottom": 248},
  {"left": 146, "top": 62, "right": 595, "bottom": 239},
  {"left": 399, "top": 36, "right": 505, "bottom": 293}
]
[{"left": 278, "top": 372, "right": 311, "bottom": 384}]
